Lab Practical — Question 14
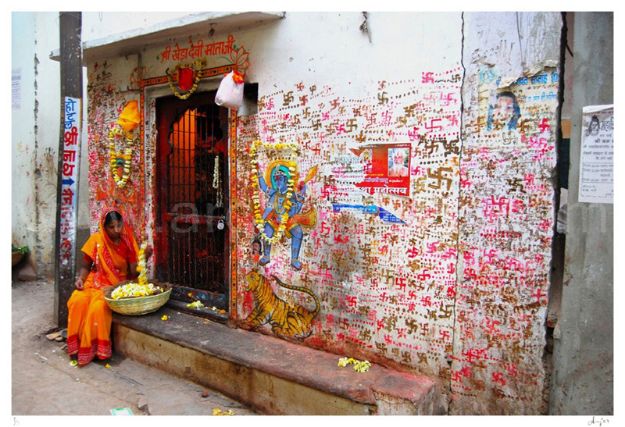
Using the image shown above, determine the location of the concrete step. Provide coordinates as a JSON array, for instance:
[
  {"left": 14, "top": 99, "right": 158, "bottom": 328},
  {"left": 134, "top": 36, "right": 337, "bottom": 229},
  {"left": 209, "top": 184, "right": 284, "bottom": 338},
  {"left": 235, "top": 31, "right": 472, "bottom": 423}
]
[{"left": 112, "top": 307, "right": 448, "bottom": 415}]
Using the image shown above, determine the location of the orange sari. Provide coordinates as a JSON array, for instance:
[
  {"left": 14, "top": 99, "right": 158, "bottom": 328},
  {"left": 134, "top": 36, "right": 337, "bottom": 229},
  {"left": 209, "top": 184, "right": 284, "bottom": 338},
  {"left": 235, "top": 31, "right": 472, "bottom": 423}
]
[{"left": 66, "top": 207, "right": 139, "bottom": 365}]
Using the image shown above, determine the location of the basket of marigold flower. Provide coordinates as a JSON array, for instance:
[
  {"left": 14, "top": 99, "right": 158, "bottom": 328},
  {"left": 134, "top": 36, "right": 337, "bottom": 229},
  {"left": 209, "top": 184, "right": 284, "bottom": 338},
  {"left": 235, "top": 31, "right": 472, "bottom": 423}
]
[{"left": 104, "top": 281, "right": 172, "bottom": 316}]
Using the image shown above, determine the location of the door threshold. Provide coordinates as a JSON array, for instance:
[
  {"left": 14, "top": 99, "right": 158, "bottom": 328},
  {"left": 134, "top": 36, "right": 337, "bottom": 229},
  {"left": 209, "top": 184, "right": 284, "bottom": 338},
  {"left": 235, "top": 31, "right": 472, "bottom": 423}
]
[{"left": 166, "top": 299, "right": 228, "bottom": 323}]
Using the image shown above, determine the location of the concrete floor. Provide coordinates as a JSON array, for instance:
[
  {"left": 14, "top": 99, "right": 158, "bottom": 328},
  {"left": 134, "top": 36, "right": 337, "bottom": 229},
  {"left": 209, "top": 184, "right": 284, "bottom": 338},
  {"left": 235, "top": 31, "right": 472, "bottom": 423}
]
[{"left": 11, "top": 279, "right": 256, "bottom": 416}]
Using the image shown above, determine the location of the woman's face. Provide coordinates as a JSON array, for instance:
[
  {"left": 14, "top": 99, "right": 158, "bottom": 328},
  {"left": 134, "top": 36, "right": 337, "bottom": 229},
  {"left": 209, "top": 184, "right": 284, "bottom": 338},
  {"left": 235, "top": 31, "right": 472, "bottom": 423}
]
[
  {"left": 105, "top": 219, "right": 123, "bottom": 241},
  {"left": 493, "top": 95, "right": 515, "bottom": 127}
]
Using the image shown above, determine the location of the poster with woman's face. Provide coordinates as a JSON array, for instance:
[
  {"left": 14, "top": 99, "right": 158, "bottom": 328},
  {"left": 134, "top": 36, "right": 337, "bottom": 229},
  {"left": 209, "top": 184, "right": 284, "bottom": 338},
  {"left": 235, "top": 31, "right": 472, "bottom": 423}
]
[{"left": 487, "top": 91, "right": 521, "bottom": 132}]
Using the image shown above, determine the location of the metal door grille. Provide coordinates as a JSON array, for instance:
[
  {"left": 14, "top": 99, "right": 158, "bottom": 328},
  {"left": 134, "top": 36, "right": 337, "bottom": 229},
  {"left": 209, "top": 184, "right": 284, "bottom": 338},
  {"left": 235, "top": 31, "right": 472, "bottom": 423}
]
[{"left": 164, "top": 105, "right": 227, "bottom": 293}]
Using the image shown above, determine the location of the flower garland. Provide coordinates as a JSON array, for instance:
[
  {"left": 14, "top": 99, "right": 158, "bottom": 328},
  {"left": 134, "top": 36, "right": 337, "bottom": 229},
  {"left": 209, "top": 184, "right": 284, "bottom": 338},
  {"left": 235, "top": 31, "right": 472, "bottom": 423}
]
[
  {"left": 136, "top": 242, "right": 148, "bottom": 286},
  {"left": 166, "top": 59, "right": 203, "bottom": 100},
  {"left": 213, "top": 154, "right": 223, "bottom": 208},
  {"left": 249, "top": 140, "right": 299, "bottom": 245},
  {"left": 112, "top": 242, "right": 160, "bottom": 299},
  {"left": 108, "top": 126, "right": 135, "bottom": 188}
]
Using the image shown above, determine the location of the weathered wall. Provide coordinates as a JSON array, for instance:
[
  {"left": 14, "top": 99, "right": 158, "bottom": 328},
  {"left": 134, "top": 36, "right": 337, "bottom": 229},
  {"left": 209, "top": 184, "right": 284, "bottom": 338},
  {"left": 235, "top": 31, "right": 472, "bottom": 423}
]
[
  {"left": 12, "top": 12, "right": 37, "bottom": 254},
  {"left": 453, "top": 12, "right": 561, "bottom": 414},
  {"left": 81, "top": 12, "right": 564, "bottom": 414},
  {"left": 12, "top": 12, "right": 165, "bottom": 275},
  {"left": 12, "top": 12, "right": 64, "bottom": 277},
  {"left": 549, "top": 12, "right": 613, "bottom": 415}
]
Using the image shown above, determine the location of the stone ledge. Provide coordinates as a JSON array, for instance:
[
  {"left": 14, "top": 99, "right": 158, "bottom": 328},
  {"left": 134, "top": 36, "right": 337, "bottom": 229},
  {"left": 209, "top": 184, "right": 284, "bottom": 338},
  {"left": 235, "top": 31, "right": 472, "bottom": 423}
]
[{"left": 112, "top": 307, "right": 447, "bottom": 415}]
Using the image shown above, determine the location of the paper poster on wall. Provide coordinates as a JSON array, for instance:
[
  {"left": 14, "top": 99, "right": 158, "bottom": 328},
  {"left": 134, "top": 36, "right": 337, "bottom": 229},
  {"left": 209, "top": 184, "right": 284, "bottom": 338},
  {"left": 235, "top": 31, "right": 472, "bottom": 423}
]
[
  {"left": 331, "top": 203, "right": 405, "bottom": 224},
  {"left": 351, "top": 143, "right": 411, "bottom": 196},
  {"left": 578, "top": 104, "right": 613, "bottom": 204}
]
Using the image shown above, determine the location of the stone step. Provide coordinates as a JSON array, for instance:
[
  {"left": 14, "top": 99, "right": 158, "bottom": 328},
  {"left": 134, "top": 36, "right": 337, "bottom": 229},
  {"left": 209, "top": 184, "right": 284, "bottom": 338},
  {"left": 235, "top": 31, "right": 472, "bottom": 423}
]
[{"left": 112, "top": 307, "right": 447, "bottom": 415}]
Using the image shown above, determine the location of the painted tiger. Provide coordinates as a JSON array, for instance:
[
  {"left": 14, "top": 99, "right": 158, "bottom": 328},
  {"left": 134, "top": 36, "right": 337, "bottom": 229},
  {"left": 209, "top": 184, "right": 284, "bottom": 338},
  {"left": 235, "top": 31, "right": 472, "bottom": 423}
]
[{"left": 244, "top": 270, "right": 320, "bottom": 340}]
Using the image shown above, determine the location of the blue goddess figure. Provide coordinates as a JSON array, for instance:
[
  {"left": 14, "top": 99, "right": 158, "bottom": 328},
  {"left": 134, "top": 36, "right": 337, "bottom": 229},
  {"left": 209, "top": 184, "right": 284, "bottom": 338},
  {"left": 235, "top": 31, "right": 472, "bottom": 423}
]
[{"left": 257, "top": 160, "right": 317, "bottom": 270}]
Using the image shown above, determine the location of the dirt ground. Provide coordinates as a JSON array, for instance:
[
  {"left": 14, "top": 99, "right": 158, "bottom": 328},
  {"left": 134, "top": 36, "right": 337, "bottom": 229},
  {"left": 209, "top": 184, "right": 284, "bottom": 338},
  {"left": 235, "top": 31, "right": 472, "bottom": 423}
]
[{"left": 11, "top": 279, "right": 255, "bottom": 417}]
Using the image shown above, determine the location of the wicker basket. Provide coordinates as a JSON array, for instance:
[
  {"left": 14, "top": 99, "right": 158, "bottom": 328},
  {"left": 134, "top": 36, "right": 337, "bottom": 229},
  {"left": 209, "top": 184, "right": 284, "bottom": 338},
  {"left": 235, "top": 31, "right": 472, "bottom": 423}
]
[{"left": 104, "top": 282, "right": 172, "bottom": 316}]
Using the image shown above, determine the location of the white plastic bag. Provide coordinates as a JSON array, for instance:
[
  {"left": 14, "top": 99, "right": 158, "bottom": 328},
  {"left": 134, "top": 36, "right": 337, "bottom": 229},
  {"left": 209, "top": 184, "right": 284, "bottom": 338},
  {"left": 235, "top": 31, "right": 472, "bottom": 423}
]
[{"left": 215, "top": 71, "right": 244, "bottom": 110}]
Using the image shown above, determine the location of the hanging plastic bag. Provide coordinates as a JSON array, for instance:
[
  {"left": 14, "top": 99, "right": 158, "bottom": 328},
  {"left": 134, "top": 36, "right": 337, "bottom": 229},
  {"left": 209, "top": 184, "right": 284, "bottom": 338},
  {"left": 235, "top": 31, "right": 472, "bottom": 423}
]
[{"left": 215, "top": 71, "right": 244, "bottom": 110}]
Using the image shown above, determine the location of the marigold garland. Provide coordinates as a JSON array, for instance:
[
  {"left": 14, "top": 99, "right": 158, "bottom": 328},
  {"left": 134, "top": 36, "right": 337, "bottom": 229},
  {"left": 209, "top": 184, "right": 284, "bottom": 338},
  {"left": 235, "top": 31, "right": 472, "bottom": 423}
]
[
  {"left": 166, "top": 59, "right": 204, "bottom": 100},
  {"left": 112, "top": 241, "right": 160, "bottom": 300},
  {"left": 249, "top": 140, "right": 300, "bottom": 245},
  {"left": 108, "top": 126, "right": 136, "bottom": 188},
  {"left": 136, "top": 242, "right": 148, "bottom": 286}
]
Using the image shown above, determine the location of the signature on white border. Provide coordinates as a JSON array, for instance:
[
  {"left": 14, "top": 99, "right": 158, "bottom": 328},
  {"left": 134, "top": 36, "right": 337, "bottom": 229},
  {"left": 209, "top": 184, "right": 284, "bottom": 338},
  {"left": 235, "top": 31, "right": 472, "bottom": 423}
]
[{"left": 588, "top": 416, "right": 611, "bottom": 427}]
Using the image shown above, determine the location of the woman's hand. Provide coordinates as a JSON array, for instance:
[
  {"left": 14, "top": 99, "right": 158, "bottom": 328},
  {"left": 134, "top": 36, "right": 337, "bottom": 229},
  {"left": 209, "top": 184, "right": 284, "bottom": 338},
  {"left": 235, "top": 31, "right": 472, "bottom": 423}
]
[
  {"left": 101, "top": 285, "right": 114, "bottom": 296},
  {"left": 75, "top": 257, "right": 92, "bottom": 291}
]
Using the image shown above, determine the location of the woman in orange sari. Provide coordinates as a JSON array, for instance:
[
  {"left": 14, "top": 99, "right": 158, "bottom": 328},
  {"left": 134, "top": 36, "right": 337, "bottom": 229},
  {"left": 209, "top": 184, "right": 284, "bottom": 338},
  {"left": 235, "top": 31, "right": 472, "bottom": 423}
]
[{"left": 67, "top": 207, "right": 151, "bottom": 366}]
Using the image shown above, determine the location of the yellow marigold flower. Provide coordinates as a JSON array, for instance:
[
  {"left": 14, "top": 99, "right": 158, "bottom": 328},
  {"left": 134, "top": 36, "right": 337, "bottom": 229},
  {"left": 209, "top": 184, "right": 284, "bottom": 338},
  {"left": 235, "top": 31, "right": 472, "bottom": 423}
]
[
  {"left": 353, "top": 360, "right": 371, "bottom": 373},
  {"left": 187, "top": 300, "right": 204, "bottom": 309},
  {"left": 70, "top": 360, "right": 78, "bottom": 367},
  {"left": 338, "top": 357, "right": 371, "bottom": 372},
  {"left": 161, "top": 315, "right": 168, "bottom": 321},
  {"left": 338, "top": 357, "right": 350, "bottom": 367}
]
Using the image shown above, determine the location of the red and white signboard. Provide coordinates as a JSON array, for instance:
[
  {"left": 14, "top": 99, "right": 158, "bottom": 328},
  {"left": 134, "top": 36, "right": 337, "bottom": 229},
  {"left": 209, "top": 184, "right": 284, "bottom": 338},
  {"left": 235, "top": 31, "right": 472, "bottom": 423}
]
[{"left": 59, "top": 96, "right": 81, "bottom": 268}]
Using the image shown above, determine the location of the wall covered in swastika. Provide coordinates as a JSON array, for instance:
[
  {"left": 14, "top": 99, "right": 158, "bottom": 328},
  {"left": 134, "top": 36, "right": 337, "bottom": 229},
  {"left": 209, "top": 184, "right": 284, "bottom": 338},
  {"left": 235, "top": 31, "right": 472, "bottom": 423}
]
[
  {"left": 452, "top": 13, "right": 561, "bottom": 414},
  {"left": 234, "top": 12, "right": 562, "bottom": 415},
  {"left": 235, "top": 68, "right": 464, "bottom": 378}
]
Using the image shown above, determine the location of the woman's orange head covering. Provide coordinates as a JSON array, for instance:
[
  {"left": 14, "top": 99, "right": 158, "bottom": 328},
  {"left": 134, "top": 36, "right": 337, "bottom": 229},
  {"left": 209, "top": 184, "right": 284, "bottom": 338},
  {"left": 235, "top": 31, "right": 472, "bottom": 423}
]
[
  {"left": 99, "top": 206, "right": 123, "bottom": 230},
  {"left": 83, "top": 205, "right": 140, "bottom": 288},
  {"left": 99, "top": 206, "right": 138, "bottom": 253}
]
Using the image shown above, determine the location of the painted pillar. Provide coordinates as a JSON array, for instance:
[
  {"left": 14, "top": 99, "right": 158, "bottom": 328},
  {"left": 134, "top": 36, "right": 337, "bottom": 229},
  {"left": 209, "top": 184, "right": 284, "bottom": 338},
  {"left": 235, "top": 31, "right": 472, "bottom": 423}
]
[{"left": 54, "top": 12, "right": 83, "bottom": 327}]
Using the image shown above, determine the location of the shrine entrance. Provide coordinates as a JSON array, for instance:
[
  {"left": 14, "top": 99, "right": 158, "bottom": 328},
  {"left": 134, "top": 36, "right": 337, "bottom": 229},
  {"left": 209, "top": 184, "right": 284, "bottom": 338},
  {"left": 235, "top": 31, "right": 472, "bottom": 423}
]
[{"left": 155, "top": 91, "right": 229, "bottom": 318}]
